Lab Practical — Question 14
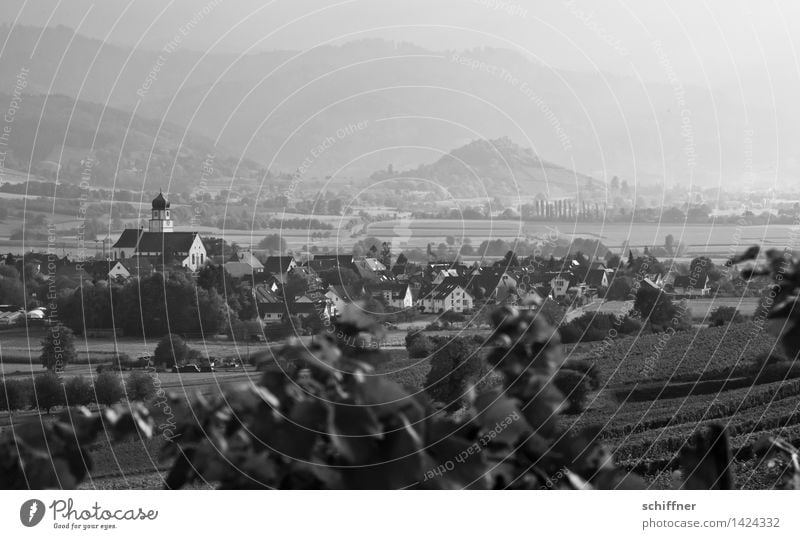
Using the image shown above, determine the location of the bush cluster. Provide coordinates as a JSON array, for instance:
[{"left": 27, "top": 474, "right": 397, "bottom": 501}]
[{"left": 0, "top": 370, "right": 158, "bottom": 412}]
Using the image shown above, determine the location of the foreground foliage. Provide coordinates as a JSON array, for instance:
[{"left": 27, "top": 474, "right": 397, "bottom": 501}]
[{"left": 2, "top": 245, "right": 799, "bottom": 489}]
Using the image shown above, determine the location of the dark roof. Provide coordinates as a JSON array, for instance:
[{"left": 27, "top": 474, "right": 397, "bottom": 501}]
[
  {"left": 418, "top": 278, "right": 470, "bottom": 301},
  {"left": 311, "top": 254, "right": 356, "bottom": 269},
  {"left": 263, "top": 256, "right": 295, "bottom": 274},
  {"left": 259, "top": 303, "right": 287, "bottom": 314},
  {"left": 673, "top": 273, "right": 708, "bottom": 288},
  {"left": 81, "top": 260, "right": 122, "bottom": 277},
  {"left": 372, "top": 282, "right": 410, "bottom": 300},
  {"left": 113, "top": 228, "right": 142, "bottom": 249},
  {"left": 584, "top": 269, "right": 608, "bottom": 288},
  {"left": 136, "top": 232, "right": 199, "bottom": 254},
  {"left": 120, "top": 257, "right": 154, "bottom": 276},
  {"left": 152, "top": 192, "right": 170, "bottom": 210}
]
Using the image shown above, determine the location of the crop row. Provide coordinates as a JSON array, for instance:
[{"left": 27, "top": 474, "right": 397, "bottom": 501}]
[
  {"left": 609, "top": 395, "right": 800, "bottom": 462},
  {"left": 568, "top": 378, "right": 800, "bottom": 439},
  {"left": 594, "top": 322, "right": 780, "bottom": 386}
]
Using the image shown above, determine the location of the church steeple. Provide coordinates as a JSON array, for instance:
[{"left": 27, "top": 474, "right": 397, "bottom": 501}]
[{"left": 149, "top": 191, "right": 173, "bottom": 232}]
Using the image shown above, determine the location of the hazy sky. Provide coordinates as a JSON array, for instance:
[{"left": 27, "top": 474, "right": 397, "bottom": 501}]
[{"left": 2, "top": 0, "right": 799, "bottom": 88}]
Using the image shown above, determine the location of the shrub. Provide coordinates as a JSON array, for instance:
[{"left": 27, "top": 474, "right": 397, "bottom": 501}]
[
  {"left": 407, "top": 335, "right": 434, "bottom": 358},
  {"left": 33, "top": 372, "right": 65, "bottom": 413},
  {"left": 125, "top": 371, "right": 156, "bottom": 401},
  {"left": 0, "top": 378, "right": 32, "bottom": 411},
  {"left": 40, "top": 324, "right": 77, "bottom": 371},
  {"left": 425, "top": 337, "right": 482, "bottom": 411},
  {"left": 94, "top": 372, "right": 124, "bottom": 406},
  {"left": 709, "top": 306, "right": 744, "bottom": 327},
  {"left": 64, "top": 376, "right": 94, "bottom": 407},
  {"left": 153, "top": 333, "right": 190, "bottom": 368},
  {"left": 554, "top": 369, "right": 591, "bottom": 413}
]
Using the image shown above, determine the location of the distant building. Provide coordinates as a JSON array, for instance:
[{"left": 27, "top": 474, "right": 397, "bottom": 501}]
[
  {"left": 417, "top": 278, "right": 473, "bottom": 313},
  {"left": 263, "top": 256, "right": 297, "bottom": 283},
  {"left": 110, "top": 193, "right": 207, "bottom": 272}
]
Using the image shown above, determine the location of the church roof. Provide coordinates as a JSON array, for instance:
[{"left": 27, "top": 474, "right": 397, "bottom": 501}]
[
  {"left": 136, "top": 232, "right": 198, "bottom": 254},
  {"left": 112, "top": 228, "right": 142, "bottom": 249}
]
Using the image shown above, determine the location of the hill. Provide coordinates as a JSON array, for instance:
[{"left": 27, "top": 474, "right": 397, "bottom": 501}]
[
  {"left": 0, "top": 92, "right": 255, "bottom": 192},
  {"left": 366, "top": 137, "right": 593, "bottom": 198},
  {"left": 2, "top": 26, "right": 795, "bottom": 186}
]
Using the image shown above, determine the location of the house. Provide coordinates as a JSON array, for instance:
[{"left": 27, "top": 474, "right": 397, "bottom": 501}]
[
  {"left": 260, "top": 303, "right": 288, "bottom": 325},
  {"left": 473, "top": 270, "right": 517, "bottom": 303},
  {"left": 263, "top": 256, "right": 297, "bottom": 283},
  {"left": 584, "top": 268, "right": 610, "bottom": 290},
  {"left": 672, "top": 273, "right": 711, "bottom": 296},
  {"left": 81, "top": 260, "right": 131, "bottom": 281},
  {"left": 308, "top": 254, "right": 357, "bottom": 272},
  {"left": 417, "top": 278, "right": 474, "bottom": 313},
  {"left": 353, "top": 257, "right": 388, "bottom": 282},
  {"left": 110, "top": 193, "right": 207, "bottom": 271},
  {"left": 371, "top": 282, "right": 413, "bottom": 310},
  {"left": 120, "top": 256, "right": 155, "bottom": 278},
  {"left": 237, "top": 251, "right": 264, "bottom": 273}
]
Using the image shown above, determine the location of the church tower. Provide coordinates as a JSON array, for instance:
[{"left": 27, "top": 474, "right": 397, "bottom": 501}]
[{"left": 149, "top": 192, "right": 174, "bottom": 233}]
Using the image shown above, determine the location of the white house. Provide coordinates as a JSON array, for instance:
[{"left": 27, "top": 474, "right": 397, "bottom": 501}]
[
  {"left": 417, "top": 279, "right": 473, "bottom": 313},
  {"left": 373, "top": 283, "right": 413, "bottom": 309}
]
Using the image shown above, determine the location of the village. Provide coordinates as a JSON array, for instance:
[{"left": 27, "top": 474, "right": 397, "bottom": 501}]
[{"left": 0, "top": 192, "right": 744, "bottom": 341}]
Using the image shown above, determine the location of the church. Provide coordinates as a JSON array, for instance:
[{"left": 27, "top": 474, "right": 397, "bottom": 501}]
[{"left": 111, "top": 192, "right": 207, "bottom": 272}]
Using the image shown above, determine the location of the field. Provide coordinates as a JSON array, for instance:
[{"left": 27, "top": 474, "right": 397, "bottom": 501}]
[
  {"left": 3, "top": 320, "right": 796, "bottom": 489},
  {"left": 365, "top": 219, "right": 798, "bottom": 256},
  {"left": 561, "top": 322, "right": 800, "bottom": 488}
]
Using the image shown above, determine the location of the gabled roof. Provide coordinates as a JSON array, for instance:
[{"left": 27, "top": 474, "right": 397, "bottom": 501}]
[
  {"left": 136, "top": 232, "right": 199, "bottom": 254},
  {"left": 372, "top": 282, "right": 410, "bottom": 300},
  {"left": 120, "top": 257, "right": 154, "bottom": 276},
  {"left": 584, "top": 269, "right": 608, "bottom": 288},
  {"left": 328, "top": 284, "right": 362, "bottom": 302},
  {"left": 263, "top": 256, "right": 295, "bottom": 274},
  {"left": 113, "top": 228, "right": 142, "bottom": 249},
  {"left": 418, "top": 278, "right": 470, "bottom": 301},
  {"left": 254, "top": 284, "right": 281, "bottom": 304},
  {"left": 237, "top": 251, "right": 263, "bottom": 269}
]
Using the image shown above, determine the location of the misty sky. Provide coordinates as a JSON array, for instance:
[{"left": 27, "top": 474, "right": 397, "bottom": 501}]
[{"left": 2, "top": 0, "right": 799, "bottom": 90}]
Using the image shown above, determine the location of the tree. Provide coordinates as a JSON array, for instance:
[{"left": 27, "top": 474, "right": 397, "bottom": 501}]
[
  {"left": 605, "top": 276, "right": 632, "bottom": 300},
  {"left": 0, "top": 378, "right": 31, "bottom": 412},
  {"left": 33, "top": 372, "right": 64, "bottom": 413},
  {"left": 665, "top": 234, "right": 675, "bottom": 254},
  {"left": 64, "top": 376, "right": 94, "bottom": 407},
  {"left": 153, "top": 334, "right": 190, "bottom": 368},
  {"left": 634, "top": 287, "right": 677, "bottom": 328},
  {"left": 406, "top": 333, "right": 434, "bottom": 358},
  {"left": 94, "top": 372, "right": 124, "bottom": 406},
  {"left": 709, "top": 306, "right": 743, "bottom": 327},
  {"left": 125, "top": 371, "right": 156, "bottom": 401},
  {"left": 425, "top": 337, "right": 482, "bottom": 412},
  {"left": 40, "top": 325, "right": 76, "bottom": 371},
  {"left": 258, "top": 234, "right": 287, "bottom": 254}
]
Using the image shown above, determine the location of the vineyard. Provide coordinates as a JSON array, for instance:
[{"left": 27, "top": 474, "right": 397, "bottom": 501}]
[{"left": 563, "top": 321, "right": 800, "bottom": 488}]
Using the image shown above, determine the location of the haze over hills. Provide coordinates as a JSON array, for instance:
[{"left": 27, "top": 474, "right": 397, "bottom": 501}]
[
  {"left": 1, "top": 24, "right": 797, "bottom": 189},
  {"left": 366, "top": 138, "right": 591, "bottom": 200},
  {"left": 0, "top": 91, "right": 250, "bottom": 192}
]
